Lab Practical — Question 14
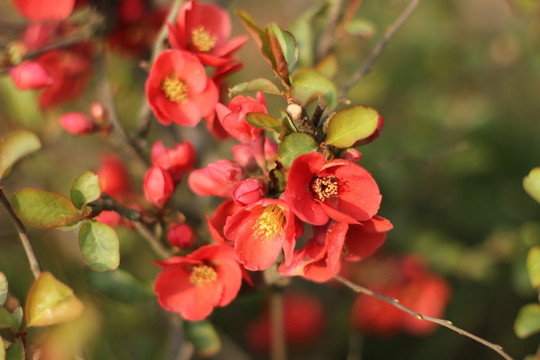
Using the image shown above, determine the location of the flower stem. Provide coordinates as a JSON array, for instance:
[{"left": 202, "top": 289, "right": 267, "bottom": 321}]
[
  {"left": 270, "top": 288, "right": 286, "bottom": 360},
  {"left": 334, "top": 275, "right": 515, "bottom": 360}
]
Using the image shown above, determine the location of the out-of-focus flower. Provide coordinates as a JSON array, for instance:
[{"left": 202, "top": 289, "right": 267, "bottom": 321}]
[
  {"left": 282, "top": 152, "right": 382, "bottom": 226},
  {"left": 12, "top": 0, "right": 75, "bottom": 21},
  {"left": 232, "top": 178, "right": 268, "bottom": 206},
  {"left": 96, "top": 155, "right": 133, "bottom": 200},
  {"left": 154, "top": 244, "right": 242, "bottom": 321},
  {"left": 60, "top": 112, "right": 95, "bottom": 135},
  {"left": 143, "top": 166, "right": 175, "bottom": 208},
  {"left": 215, "top": 93, "right": 267, "bottom": 143},
  {"left": 167, "top": 223, "right": 195, "bottom": 249},
  {"left": 9, "top": 61, "right": 53, "bottom": 90},
  {"left": 188, "top": 159, "right": 244, "bottom": 198},
  {"left": 151, "top": 141, "right": 195, "bottom": 183},
  {"left": 146, "top": 49, "right": 218, "bottom": 126}
]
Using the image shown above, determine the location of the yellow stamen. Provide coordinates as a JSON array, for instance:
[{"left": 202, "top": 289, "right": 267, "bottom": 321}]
[
  {"left": 311, "top": 176, "right": 339, "bottom": 202},
  {"left": 161, "top": 74, "right": 189, "bottom": 103},
  {"left": 189, "top": 265, "right": 217, "bottom": 286},
  {"left": 191, "top": 26, "right": 217, "bottom": 52},
  {"left": 252, "top": 205, "right": 285, "bottom": 242}
]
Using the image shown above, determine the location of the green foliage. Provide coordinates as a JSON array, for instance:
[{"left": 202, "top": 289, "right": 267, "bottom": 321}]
[
  {"left": 325, "top": 105, "right": 380, "bottom": 148},
  {"left": 514, "top": 303, "right": 540, "bottom": 339},
  {"left": 524, "top": 167, "right": 540, "bottom": 204},
  {"left": 278, "top": 132, "right": 319, "bottom": 167},
  {"left": 345, "top": 18, "right": 376, "bottom": 39},
  {"left": 0, "top": 273, "right": 6, "bottom": 306},
  {"left": 70, "top": 171, "right": 101, "bottom": 209},
  {"left": 25, "top": 272, "right": 84, "bottom": 328},
  {"left": 0, "top": 130, "right": 41, "bottom": 179},
  {"left": 86, "top": 268, "right": 154, "bottom": 303},
  {"left": 184, "top": 321, "right": 221, "bottom": 358},
  {"left": 245, "top": 112, "right": 281, "bottom": 133},
  {"left": 78, "top": 221, "right": 120, "bottom": 272},
  {"left": 290, "top": 68, "right": 338, "bottom": 109},
  {"left": 528, "top": 246, "right": 540, "bottom": 295},
  {"left": 0, "top": 306, "right": 18, "bottom": 332},
  {"left": 229, "top": 78, "right": 281, "bottom": 96},
  {"left": 5, "top": 339, "right": 23, "bottom": 360}
]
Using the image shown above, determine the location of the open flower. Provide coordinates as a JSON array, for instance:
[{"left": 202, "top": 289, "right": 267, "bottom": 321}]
[
  {"left": 151, "top": 140, "right": 195, "bottom": 183},
  {"left": 215, "top": 93, "right": 267, "bottom": 143},
  {"left": 188, "top": 159, "right": 245, "bottom": 198},
  {"left": 146, "top": 49, "right": 218, "bottom": 126},
  {"left": 154, "top": 244, "right": 242, "bottom": 321},
  {"left": 282, "top": 152, "right": 382, "bottom": 226}
]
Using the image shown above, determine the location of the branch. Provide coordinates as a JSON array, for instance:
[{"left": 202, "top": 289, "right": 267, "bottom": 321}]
[
  {"left": 270, "top": 289, "right": 286, "bottom": 360},
  {"left": 316, "top": 0, "right": 345, "bottom": 61},
  {"left": 339, "top": 0, "right": 420, "bottom": 98},
  {"left": 133, "top": 221, "right": 172, "bottom": 260},
  {"left": 0, "top": 187, "right": 41, "bottom": 280},
  {"left": 334, "top": 275, "right": 515, "bottom": 360}
]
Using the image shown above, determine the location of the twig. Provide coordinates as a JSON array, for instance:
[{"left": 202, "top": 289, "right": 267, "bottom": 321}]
[
  {"left": 0, "top": 187, "right": 41, "bottom": 280},
  {"left": 339, "top": 0, "right": 420, "bottom": 97},
  {"left": 133, "top": 221, "right": 172, "bottom": 260},
  {"left": 334, "top": 275, "right": 515, "bottom": 360},
  {"left": 270, "top": 289, "right": 286, "bottom": 360},
  {"left": 316, "top": 0, "right": 345, "bottom": 61}
]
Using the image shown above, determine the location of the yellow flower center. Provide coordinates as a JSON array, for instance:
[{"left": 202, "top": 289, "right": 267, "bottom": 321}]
[
  {"left": 310, "top": 176, "right": 339, "bottom": 202},
  {"left": 161, "top": 74, "right": 189, "bottom": 103},
  {"left": 189, "top": 265, "right": 217, "bottom": 286},
  {"left": 253, "top": 205, "right": 285, "bottom": 242},
  {"left": 191, "top": 26, "right": 218, "bottom": 52}
]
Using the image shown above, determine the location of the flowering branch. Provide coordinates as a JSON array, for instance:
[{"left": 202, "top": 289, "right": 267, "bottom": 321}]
[
  {"left": 334, "top": 275, "right": 515, "bottom": 360},
  {"left": 0, "top": 186, "right": 41, "bottom": 280},
  {"left": 339, "top": 0, "right": 421, "bottom": 98}
]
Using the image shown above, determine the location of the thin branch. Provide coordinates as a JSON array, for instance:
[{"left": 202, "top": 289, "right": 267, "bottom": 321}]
[
  {"left": 0, "top": 187, "right": 41, "bottom": 280},
  {"left": 316, "top": 0, "right": 345, "bottom": 61},
  {"left": 339, "top": 0, "right": 420, "bottom": 98},
  {"left": 270, "top": 289, "right": 286, "bottom": 360},
  {"left": 334, "top": 275, "right": 515, "bottom": 360},
  {"left": 133, "top": 221, "right": 172, "bottom": 260}
]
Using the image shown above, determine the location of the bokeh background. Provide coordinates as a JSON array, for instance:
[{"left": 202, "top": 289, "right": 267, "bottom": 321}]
[{"left": 1, "top": 0, "right": 540, "bottom": 359}]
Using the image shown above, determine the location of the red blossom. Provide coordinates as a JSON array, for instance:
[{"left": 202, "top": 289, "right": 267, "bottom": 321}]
[
  {"left": 188, "top": 159, "right": 245, "bottom": 198},
  {"left": 282, "top": 152, "right": 382, "bottom": 226},
  {"left": 224, "top": 199, "right": 300, "bottom": 271},
  {"left": 232, "top": 178, "right": 268, "bottom": 206},
  {"left": 96, "top": 155, "right": 134, "bottom": 200},
  {"left": 206, "top": 199, "right": 243, "bottom": 244},
  {"left": 143, "top": 166, "right": 175, "bottom": 208},
  {"left": 167, "top": 223, "right": 195, "bottom": 249},
  {"left": 9, "top": 61, "right": 53, "bottom": 90},
  {"left": 146, "top": 49, "right": 218, "bottom": 126},
  {"left": 154, "top": 244, "right": 242, "bottom": 321},
  {"left": 215, "top": 93, "right": 267, "bottom": 143},
  {"left": 151, "top": 141, "right": 195, "bottom": 183},
  {"left": 13, "top": 0, "right": 75, "bottom": 21},
  {"left": 59, "top": 112, "right": 95, "bottom": 135}
]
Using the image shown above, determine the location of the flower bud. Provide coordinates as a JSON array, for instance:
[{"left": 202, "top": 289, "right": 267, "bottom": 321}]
[
  {"left": 341, "top": 148, "right": 362, "bottom": 163},
  {"left": 90, "top": 102, "right": 108, "bottom": 123},
  {"left": 9, "top": 61, "right": 53, "bottom": 90},
  {"left": 144, "top": 166, "right": 175, "bottom": 208},
  {"left": 232, "top": 178, "right": 268, "bottom": 206},
  {"left": 167, "top": 223, "right": 195, "bottom": 249},
  {"left": 96, "top": 155, "right": 133, "bottom": 199},
  {"left": 60, "top": 112, "right": 96, "bottom": 135},
  {"left": 206, "top": 159, "right": 245, "bottom": 184},
  {"left": 151, "top": 141, "right": 196, "bottom": 183}
]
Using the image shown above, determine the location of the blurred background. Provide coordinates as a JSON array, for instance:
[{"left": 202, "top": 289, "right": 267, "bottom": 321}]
[{"left": 1, "top": 0, "right": 540, "bottom": 359}]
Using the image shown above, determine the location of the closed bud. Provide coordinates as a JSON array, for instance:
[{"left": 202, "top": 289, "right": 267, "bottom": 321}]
[
  {"left": 143, "top": 166, "right": 175, "bottom": 208},
  {"left": 232, "top": 178, "right": 268, "bottom": 206},
  {"left": 9, "top": 61, "right": 53, "bottom": 90},
  {"left": 167, "top": 223, "right": 195, "bottom": 249},
  {"left": 206, "top": 159, "right": 244, "bottom": 184},
  {"left": 341, "top": 148, "right": 362, "bottom": 163},
  {"left": 60, "top": 112, "right": 96, "bottom": 135},
  {"left": 151, "top": 141, "right": 196, "bottom": 183},
  {"left": 90, "top": 102, "right": 108, "bottom": 123}
]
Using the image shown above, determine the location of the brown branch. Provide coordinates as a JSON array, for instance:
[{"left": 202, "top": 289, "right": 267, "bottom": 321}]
[
  {"left": 339, "top": 0, "right": 420, "bottom": 98},
  {"left": 133, "top": 221, "right": 172, "bottom": 260},
  {"left": 316, "top": 0, "right": 345, "bottom": 61},
  {"left": 0, "top": 187, "right": 41, "bottom": 280},
  {"left": 334, "top": 275, "right": 515, "bottom": 360},
  {"left": 270, "top": 289, "right": 286, "bottom": 360}
]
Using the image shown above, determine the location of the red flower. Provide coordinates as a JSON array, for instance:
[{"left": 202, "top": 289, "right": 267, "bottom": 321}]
[
  {"left": 154, "top": 244, "right": 242, "bottom": 321},
  {"left": 12, "top": 0, "right": 75, "bottom": 21},
  {"left": 169, "top": 0, "right": 247, "bottom": 67},
  {"left": 143, "top": 166, "right": 175, "bottom": 208},
  {"left": 151, "top": 141, "right": 195, "bottom": 183},
  {"left": 206, "top": 199, "right": 243, "bottom": 244},
  {"left": 96, "top": 155, "right": 133, "bottom": 200},
  {"left": 232, "top": 178, "right": 268, "bottom": 206},
  {"left": 167, "top": 223, "right": 195, "bottom": 249},
  {"left": 145, "top": 49, "right": 218, "bottom": 126},
  {"left": 224, "top": 199, "right": 300, "bottom": 271},
  {"left": 60, "top": 112, "right": 95, "bottom": 135},
  {"left": 282, "top": 152, "right": 382, "bottom": 226},
  {"left": 215, "top": 93, "right": 267, "bottom": 143},
  {"left": 9, "top": 61, "right": 53, "bottom": 90},
  {"left": 188, "top": 159, "right": 245, "bottom": 198}
]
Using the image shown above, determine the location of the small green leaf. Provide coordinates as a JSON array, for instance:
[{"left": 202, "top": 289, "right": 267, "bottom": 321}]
[
  {"left": 0, "top": 307, "right": 17, "bottom": 331},
  {"left": 78, "top": 221, "right": 120, "bottom": 272},
  {"left": 0, "top": 130, "right": 41, "bottom": 179},
  {"left": 11, "top": 308, "right": 22, "bottom": 330},
  {"left": 25, "top": 272, "right": 84, "bottom": 328},
  {"left": 5, "top": 339, "right": 23, "bottom": 360},
  {"left": 230, "top": 78, "right": 281, "bottom": 96},
  {"left": 290, "top": 18, "right": 314, "bottom": 67},
  {"left": 71, "top": 171, "right": 101, "bottom": 209},
  {"left": 267, "top": 23, "right": 299, "bottom": 77},
  {"left": 184, "top": 321, "right": 221, "bottom": 358},
  {"left": 527, "top": 246, "right": 540, "bottom": 291},
  {"left": 524, "top": 167, "right": 540, "bottom": 204},
  {"left": 11, "top": 188, "right": 86, "bottom": 229},
  {"left": 514, "top": 303, "right": 540, "bottom": 338},
  {"left": 236, "top": 10, "right": 277, "bottom": 72},
  {"left": 325, "top": 106, "right": 380, "bottom": 148},
  {"left": 246, "top": 113, "right": 281, "bottom": 133},
  {"left": 315, "top": 54, "right": 338, "bottom": 79},
  {"left": 86, "top": 268, "right": 154, "bottom": 303},
  {"left": 345, "top": 18, "right": 376, "bottom": 38},
  {"left": 278, "top": 133, "right": 319, "bottom": 168},
  {"left": 290, "top": 69, "right": 338, "bottom": 109},
  {"left": 0, "top": 273, "right": 7, "bottom": 306}
]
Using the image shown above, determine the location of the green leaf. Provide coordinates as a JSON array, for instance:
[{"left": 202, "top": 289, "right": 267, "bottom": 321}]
[
  {"left": 86, "top": 268, "right": 154, "bottom": 303},
  {"left": 290, "top": 69, "right": 338, "bottom": 109},
  {"left": 71, "top": 171, "right": 101, "bottom": 209},
  {"left": 11, "top": 188, "right": 86, "bottom": 229},
  {"left": 0, "top": 130, "right": 41, "bottom": 179},
  {"left": 278, "top": 133, "right": 319, "bottom": 168},
  {"left": 267, "top": 23, "right": 299, "bottom": 77},
  {"left": 524, "top": 167, "right": 540, "bottom": 204},
  {"left": 0, "top": 337, "right": 5, "bottom": 360},
  {"left": 11, "top": 308, "right": 22, "bottom": 330},
  {"left": 5, "top": 339, "right": 23, "bottom": 360},
  {"left": 0, "top": 307, "right": 17, "bottom": 331},
  {"left": 527, "top": 246, "right": 540, "bottom": 291},
  {"left": 514, "top": 303, "right": 540, "bottom": 338},
  {"left": 25, "top": 272, "right": 84, "bottom": 328},
  {"left": 78, "top": 221, "right": 120, "bottom": 272},
  {"left": 0, "top": 273, "right": 7, "bottom": 306},
  {"left": 315, "top": 54, "right": 338, "bottom": 79},
  {"left": 184, "top": 321, "right": 221, "bottom": 358},
  {"left": 325, "top": 106, "right": 380, "bottom": 148},
  {"left": 230, "top": 78, "right": 281, "bottom": 96},
  {"left": 345, "top": 18, "right": 376, "bottom": 38},
  {"left": 236, "top": 10, "right": 277, "bottom": 72},
  {"left": 246, "top": 113, "right": 281, "bottom": 133},
  {"left": 290, "top": 18, "right": 314, "bottom": 67}
]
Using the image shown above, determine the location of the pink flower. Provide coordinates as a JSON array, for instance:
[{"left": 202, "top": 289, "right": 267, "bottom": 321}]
[
  {"left": 232, "top": 178, "right": 268, "bottom": 206},
  {"left": 9, "top": 61, "right": 53, "bottom": 90},
  {"left": 282, "top": 152, "right": 382, "bottom": 226},
  {"left": 12, "top": 0, "right": 75, "bottom": 21},
  {"left": 215, "top": 93, "right": 267, "bottom": 143},
  {"left": 60, "top": 112, "right": 95, "bottom": 135},
  {"left": 167, "top": 223, "right": 195, "bottom": 249},
  {"left": 224, "top": 199, "right": 300, "bottom": 271},
  {"left": 188, "top": 160, "right": 244, "bottom": 198},
  {"left": 151, "top": 141, "right": 195, "bottom": 183},
  {"left": 154, "top": 244, "right": 243, "bottom": 321},
  {"left": 143, "top": 166, "right": 175, "bottom": 208},
  {"left": 145, "top": 49, "right": 218, "bottom": 126}
]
